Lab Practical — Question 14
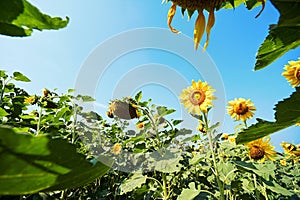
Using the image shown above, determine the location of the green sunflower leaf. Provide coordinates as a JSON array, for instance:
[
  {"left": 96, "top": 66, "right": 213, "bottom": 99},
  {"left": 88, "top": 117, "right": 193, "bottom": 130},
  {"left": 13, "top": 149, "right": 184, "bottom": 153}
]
[
  {"left": 0, "top": 0, "right": 69, "bottom": 37},
  {"left": 157, "top": 106, "right": 176, "bottom": 117},
  {"left": 0, "top": 108, "right": 9, "bottom": 117},
  {"left": 236, "top": 87, "right": 300, "bottom": 144},
  {"left": 134, "top": 91, "right": 143, "bottom": 102},
  {"left": 254, "top": 0, "right": 300, "bottom": 70},
  {"left": 119, "top": 171, "right": 147, "bottom": 195},
  {"left": 0, "top": 127, "right": 111, "bottom": 195},
  {"left": 177, "top": 182, "right": 201, "bottom": 200},
  {"left": 12, "top": 71, "right": 31, "bottom": 82}
]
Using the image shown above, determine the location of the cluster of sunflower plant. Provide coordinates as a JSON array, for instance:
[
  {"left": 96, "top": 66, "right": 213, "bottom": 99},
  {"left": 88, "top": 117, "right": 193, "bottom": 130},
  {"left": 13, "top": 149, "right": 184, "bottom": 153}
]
[
  {"left": 1, "top": 59, "right": 300, "bottom": 199},
  {"left": 90, "top": 71, "right": 300, "bottom": 199},
  {"left": 91, "top": 58, "right": 300, "bottom": 199}
]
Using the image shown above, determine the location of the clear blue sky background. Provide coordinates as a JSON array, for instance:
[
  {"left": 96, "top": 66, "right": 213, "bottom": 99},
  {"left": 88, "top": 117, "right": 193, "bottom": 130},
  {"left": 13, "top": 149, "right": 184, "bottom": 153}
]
[{"left": 0, "top": 0, "right": 299, "bottom": 151}]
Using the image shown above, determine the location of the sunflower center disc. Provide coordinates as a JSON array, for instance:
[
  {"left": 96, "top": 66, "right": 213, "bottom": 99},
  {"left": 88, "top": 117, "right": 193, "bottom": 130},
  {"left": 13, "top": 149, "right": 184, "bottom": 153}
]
[
  {"left": 190, "top": 90, "right": 206, "bottom": 105},
  {"left": 250, "top": 146, "right": 265, "bottom": 160},
  {"left": 295, "top": 67, "right": 300, "bottom": 80},
  {"left": 234, "top": 102, "right": 249, "bottom": 115}
]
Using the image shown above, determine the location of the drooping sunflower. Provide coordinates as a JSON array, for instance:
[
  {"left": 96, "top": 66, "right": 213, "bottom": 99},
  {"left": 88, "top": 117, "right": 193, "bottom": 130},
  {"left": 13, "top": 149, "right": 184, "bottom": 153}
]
[
  {"left": 282, "top": 58, "right": 300, "bottom": 88},
  {"left": 179, "top": 80, "right": 216, "bottom": 114},
  {"left": 247, "top": 137, "right": 276, "bottom": 162},
  {"left": 165, "top": 0, "right": 266, "bottom": 50},
  {"left": 107, "top": 98, "right": 140, "bottom": 120},
  {"left": 227, "top": 98, "right": 256, "bottom": 122}
]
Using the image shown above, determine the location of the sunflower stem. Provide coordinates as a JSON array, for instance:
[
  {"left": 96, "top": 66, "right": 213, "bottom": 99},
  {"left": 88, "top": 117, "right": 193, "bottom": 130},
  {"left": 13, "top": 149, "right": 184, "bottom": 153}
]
[
  {"left": 253, "top": 173, "right": 260, "bottom": 200},
  {"left": 36, "top": 106, "right": 43, "bottom": 135},
  {"left": 70, "top": 99, "right": 78, "bottom": 144},
  {"left": 162, "top": 172, "right": 169, "bottom": 200},
  {"left": 203, "top": 112, "right": 225, "bottom": 200}
]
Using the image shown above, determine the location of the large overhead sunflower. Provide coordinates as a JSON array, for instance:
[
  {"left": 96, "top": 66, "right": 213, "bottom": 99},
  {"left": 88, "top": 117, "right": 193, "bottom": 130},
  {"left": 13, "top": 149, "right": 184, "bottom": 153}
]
[{"left": 164, "top": 0, "right": 266, "bottom": 50}]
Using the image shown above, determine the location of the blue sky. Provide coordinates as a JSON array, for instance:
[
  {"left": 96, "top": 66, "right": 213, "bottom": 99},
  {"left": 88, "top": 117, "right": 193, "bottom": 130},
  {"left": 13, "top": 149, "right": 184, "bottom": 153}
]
[{"left": 0, "top": 0, "right": 299, "bottom": 150}]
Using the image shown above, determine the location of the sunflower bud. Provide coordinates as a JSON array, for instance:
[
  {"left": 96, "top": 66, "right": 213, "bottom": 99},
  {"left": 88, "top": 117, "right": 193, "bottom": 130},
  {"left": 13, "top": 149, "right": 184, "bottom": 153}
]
[{"left": 43, "top": 88, "right": 50, "bottom": 97}]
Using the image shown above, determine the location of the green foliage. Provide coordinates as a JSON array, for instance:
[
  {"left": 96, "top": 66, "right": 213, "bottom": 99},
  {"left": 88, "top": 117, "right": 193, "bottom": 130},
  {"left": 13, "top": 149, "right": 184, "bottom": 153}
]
[
  {"left": 255, "top": 0, "right": 300, "bottom": 70},
  {"left": 177, "top": 182, "right": 201, "bottom": 200},
  {"left": 0, "top": 71, "right": 299, "bottom": 199},
  {"left": 12, "top": 72, "right": 31, "bottom": 82},
  {"left": 236, "top": 87, "right": 300, "bottom": 144},
  {"left": 0, "top": 71, "right": 112, "bottom": 197},
  {"left": 0, "top": 0, "right": 69, "bottom": 37},
  {"left": 119, "top": 171, "right": 147, "bottom": 195},
  {"left": 0, "top": 127, "right": 111, "bottom": 195}
]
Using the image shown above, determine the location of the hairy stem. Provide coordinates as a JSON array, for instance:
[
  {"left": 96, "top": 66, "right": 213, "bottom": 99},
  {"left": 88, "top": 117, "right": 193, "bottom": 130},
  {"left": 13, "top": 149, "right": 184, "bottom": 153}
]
[{"left": 203, "top": 112, "right": 225, "bottom": 200}]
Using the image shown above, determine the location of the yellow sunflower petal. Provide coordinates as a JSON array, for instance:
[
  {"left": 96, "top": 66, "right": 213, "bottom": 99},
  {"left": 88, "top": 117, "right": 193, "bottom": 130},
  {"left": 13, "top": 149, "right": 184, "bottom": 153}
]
[
  {"left": 167, "top": 3, "right": 180, "bottom": 34},
  {"left": 203, "top": 8, "right": 215, "bottom": 51},
  {"left": 194, "top": 9, "right": 205, "bottom": 50}
]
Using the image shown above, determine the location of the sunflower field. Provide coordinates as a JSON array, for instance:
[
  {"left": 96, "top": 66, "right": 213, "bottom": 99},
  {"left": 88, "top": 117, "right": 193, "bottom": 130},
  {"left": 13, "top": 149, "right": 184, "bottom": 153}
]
[{"left": 0, "top": 0, "right": 300, "bottom": 200}]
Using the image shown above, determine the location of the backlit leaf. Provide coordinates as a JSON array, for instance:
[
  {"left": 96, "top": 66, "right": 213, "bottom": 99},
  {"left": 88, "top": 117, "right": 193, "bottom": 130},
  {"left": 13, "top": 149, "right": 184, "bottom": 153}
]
[
  {"left": 0, "top": 127, "right": 111, "bottom": 195},
  {"left": 236, "top": 88, "right": 300, "bottom": 144},
  {"left": 0, "top": 0, "right": 69, "bottom": 37},
  {"left": 254, "top": 0, "right": 300, "bottom": 70}
]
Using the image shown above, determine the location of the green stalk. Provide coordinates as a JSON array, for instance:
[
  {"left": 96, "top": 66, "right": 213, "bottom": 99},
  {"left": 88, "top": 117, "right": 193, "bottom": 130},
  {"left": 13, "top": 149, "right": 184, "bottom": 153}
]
[
  {"left": 162, "top": 173, "right": 169, "bottom": 200},
  {"left": 71, "top": 102, "right": 77, "bottom": 144},
  {"left": 36, "top": 106, "right": 43, "bottom": 135},
  {"left": 253, "top": 173, "right": 260, "bottom": 200},
  {"left": 203, "top": 112, "right": 225, "bottom": 200},
  {"left": 143, "top": 108, "right": 162, "bottom": 149},
  {"left": 0, "top": 78, "right": 6, "bottom": 104}
]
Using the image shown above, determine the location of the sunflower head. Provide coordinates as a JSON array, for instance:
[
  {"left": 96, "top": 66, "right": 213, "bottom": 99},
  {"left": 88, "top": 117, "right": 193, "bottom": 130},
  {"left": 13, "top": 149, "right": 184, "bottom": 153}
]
[
  {"left": 136, "top": 122, "right": 145, "bottom": 131},
  {"left": 170, "top": 0, "right": 226, "bottom": 11},
  {"left": 108, "top": 98, "right": 140, "bottom": 120},
  {"left": 227, "top": 98, "right": 256, "bottom": 122},
  {"left": 24, "top": 95, "right": 36, "bottom": 105},
  {"left": 281, "top": 142, "right": 300, "bottom": 157},
  {"left": 197, "top": 121, "right": 207, "bottom": 133},
  {"left": 280, "top": 159, "right": 287, "bottom": 166},
  {"left": 282, "top": 58, "right": 300, "bottom": 88},
  {"left": 179, "top": 80, "right": 216, "bottom": 114},
  {"left": 42, "top": 88, "right": 50, "bottom": 97},
  {"left": 166, "top": 0, "right": 265, "bottom": 50},
  {"left": 247, "top": 137, "right": 276, "bottom": 162},
  {"left": 112, "top": 143, "right": 122, "bottom": 155}
]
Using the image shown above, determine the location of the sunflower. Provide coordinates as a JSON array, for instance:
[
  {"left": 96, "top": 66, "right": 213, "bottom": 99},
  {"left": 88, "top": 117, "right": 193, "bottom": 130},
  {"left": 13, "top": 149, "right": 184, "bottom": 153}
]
[
  {"left": 107, "top": 98, "right": 140, "bottom": 120},
  {"left": 227, "top": 98, "right": 256, "bottom": 122},
  {"left": 24, "top": 95, "right": 36, "bottom": 104},
  {"left": 197, "top": 121, "right": 207, "bottom": 133},
  {"left": 247, "top": 137, "right": 276, "bottom": 162},
  {"left": 42, "top": 88, "right": 50, "bottom": 97},
  {"left": 282, "top": 58, "right": 300, "bottom": 88},
  {"left": 136, "top": 122, "right": 145, "bottom": 131},
  {"left": 179, "top": 80, "right": 216, "bottom": 114},
  {"left": 280, "top": 159, "right": 287, "bottom": 166},
  {"left": 281, "top": 142, "right": 300, "bottom": 157},
  {"left": 166, "top": 0, "right": 266, "bottom": 50},
  {"left": 112, "top": 143, "right": 122, "bottom": 155}
]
